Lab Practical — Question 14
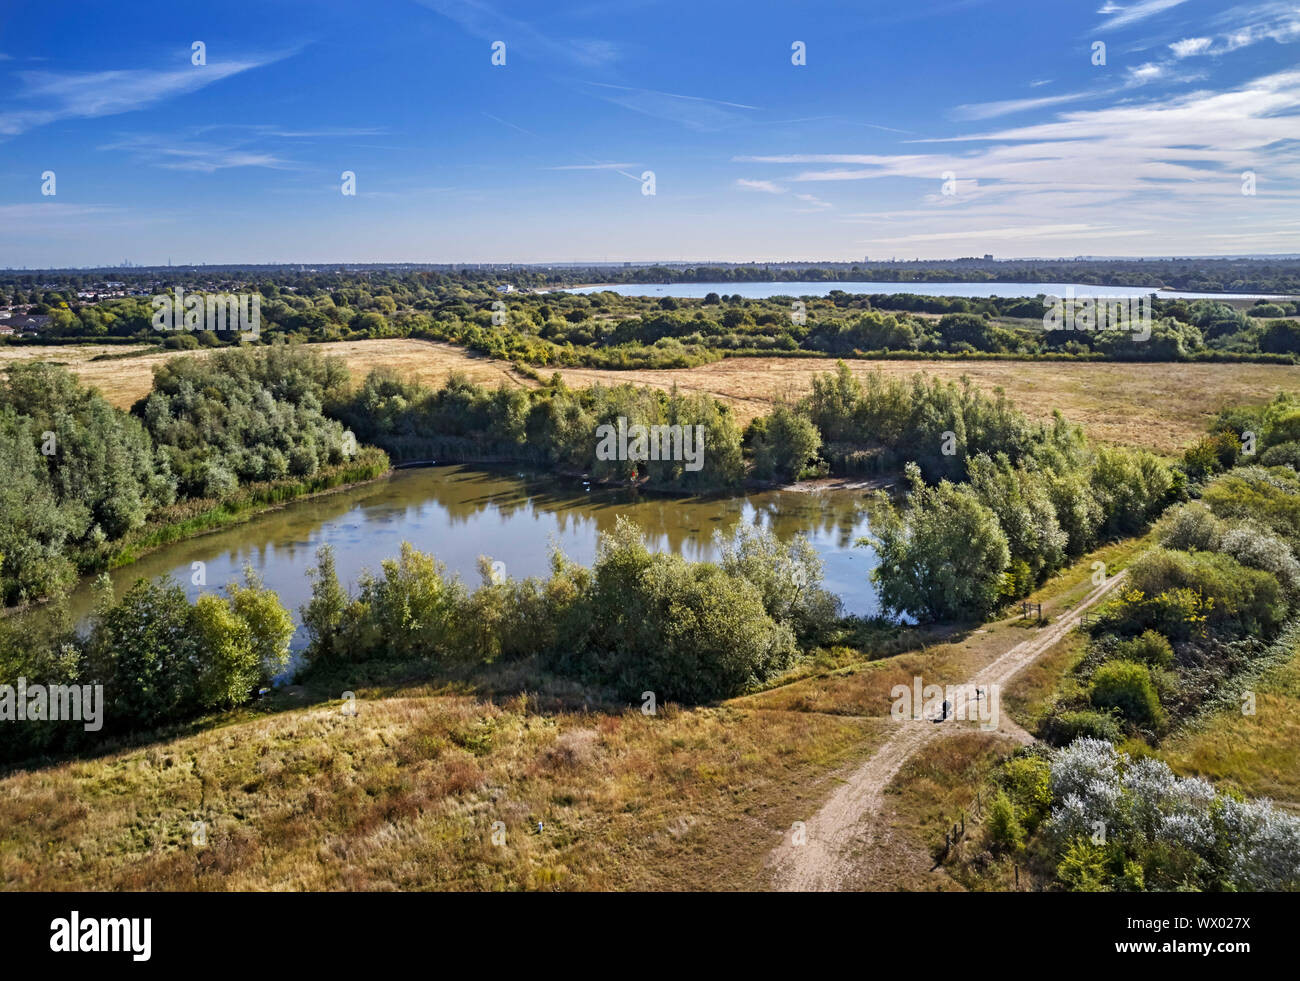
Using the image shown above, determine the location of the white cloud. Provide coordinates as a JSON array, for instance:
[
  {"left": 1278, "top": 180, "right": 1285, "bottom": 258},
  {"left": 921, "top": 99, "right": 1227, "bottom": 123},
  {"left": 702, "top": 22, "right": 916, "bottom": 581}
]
[
  {"left": 953, "top": 90, "right": 1099, "bottom": 121},
  {"left": 794, "top": 193, "right": 832, "bottom": 210},
  {"left": 739, "top": 69, "right": 1300, "bottom": 256},
  {"left": 1096, "top": 0, "right": 1189, "bottom": 31},
  {"left": 417, "top": 0, "right": 620, "bottom": 68},
  {"left": 1169, "top": 37, "right": 1213, "bottom": 57},
  {"left": 736, "top": 179, "right": 785, "bottom": 193},
  {"left": 100, "top": 133, "right": 296, "bottom": 173},
  {"left": 549, "top": 162, "right": 640, "bottom": 170},
  {"left": 1128, "top": 62, "right": 1166, "bottom": 82},
  {"left": 0, "top": 53, "right": 292, "bottom": 138}
]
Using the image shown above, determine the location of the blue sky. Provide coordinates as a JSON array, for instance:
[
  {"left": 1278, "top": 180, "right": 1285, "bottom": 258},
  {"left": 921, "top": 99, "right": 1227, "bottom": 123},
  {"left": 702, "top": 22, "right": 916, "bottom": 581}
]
[{"left": 2, "top": 0, "right": 1298, "bottom": 266}]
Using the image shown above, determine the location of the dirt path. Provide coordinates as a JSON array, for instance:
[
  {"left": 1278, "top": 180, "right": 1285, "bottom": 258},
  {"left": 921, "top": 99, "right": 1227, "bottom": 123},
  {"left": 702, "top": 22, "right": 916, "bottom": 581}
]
[{"left": 765, "top": 572, "right": 1126, "bottom": 892}]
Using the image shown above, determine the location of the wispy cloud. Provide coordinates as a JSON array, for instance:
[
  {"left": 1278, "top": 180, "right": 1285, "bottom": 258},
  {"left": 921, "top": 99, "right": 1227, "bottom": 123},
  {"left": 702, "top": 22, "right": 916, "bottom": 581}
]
[
  {"left": 549, "top": 162, "right": 640, "bottom": 170},
  {"left": 578, "top": 80, "right": 758, "bottom": 131},
  {"left": 735, "top": 178, "right": 784, "bottom": 193},
  {"left": 0, "top": 52, "right": 294, "bottom": 137},
  {"left": 737, "top": 69, "right": 1300, "bottom": 253},
  {"left": 953, "top": 90, "right": 1100, "bottom": 121},
  {"left": 101, "top": 135, "right": 293, "bottom": 172},
  {"left": 1096, "top": 0, "right": 1189, "bottom": 31},
  {"left": 416, "top": 0, "right": 620, "bottom": 68},
  {"left": 732, "top": 179, "right": 833, "bottom": 211},
  {"left": 793, "top": 192, "right": 832, "bottom": 211}
]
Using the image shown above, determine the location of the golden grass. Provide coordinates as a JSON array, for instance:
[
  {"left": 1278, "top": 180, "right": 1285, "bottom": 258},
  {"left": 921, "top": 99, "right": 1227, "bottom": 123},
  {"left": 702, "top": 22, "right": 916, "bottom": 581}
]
[
  {"left": 0, "top": 341, "right": 523, "bottom": 411},
  {"left": 0, "top": 538, "right": 1156, "bottom": 891},
  {"left": 0, "top": 344, "right": 148, "bottom": 365},
  {"left": 1158, "top": 643, "right": 1300, "bottom": 809},
  {"left": 7, "top": 339, "right": 1300, "bottom": 452},
  {"left": 552, "top": 357, "right": 1300, "bottom": 455},
  {"left": 0, "top": 685, "right": 890, "bottom": 891}
]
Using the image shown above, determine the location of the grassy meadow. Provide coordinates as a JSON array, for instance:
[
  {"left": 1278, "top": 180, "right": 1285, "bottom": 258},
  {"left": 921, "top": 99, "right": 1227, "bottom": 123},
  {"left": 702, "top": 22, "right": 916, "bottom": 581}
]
[{"left": 6, "top": 339, "right": 1300, "bottom": 454}]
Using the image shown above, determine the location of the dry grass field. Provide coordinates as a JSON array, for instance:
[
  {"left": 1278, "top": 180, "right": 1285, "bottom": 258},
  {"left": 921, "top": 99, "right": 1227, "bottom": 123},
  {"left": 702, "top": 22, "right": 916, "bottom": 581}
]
[
  {"left": 552, "top": 357, "right": 1300, "bottom": 456},
  {"left": 6, "top": 339, "right": 1300, "bottom": 452},
  {"left": 0, "top": 340, "right": 523, "bottom": 410},
  {"left": 0, "top": 520, "right": 1133, "bottom": 891},
  {"left": 0, "top": 686, "right": 887, "bottom": 891}
]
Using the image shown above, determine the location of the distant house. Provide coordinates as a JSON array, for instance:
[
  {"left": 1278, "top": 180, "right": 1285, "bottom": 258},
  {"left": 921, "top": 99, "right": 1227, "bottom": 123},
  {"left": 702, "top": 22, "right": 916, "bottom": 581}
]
[
  {"left": 495, "top": 284, "right": 516, "bottom": 293},
  {"left": 0, "top": 325, "right": 14, "bottom": 336},
  {"left": 7, "top": 314, "right": 52, "bottom": 332}
]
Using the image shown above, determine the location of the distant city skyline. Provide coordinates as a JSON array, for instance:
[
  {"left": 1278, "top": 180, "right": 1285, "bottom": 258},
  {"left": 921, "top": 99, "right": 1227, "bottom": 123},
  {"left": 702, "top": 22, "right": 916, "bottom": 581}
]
[{"left": 2, "top": 0, "right": 1299, "bottom": 266}]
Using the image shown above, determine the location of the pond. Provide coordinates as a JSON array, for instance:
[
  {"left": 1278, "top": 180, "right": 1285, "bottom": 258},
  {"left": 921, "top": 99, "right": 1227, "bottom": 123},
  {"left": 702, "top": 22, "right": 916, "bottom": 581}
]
[{"left": 70, "top": 466, "right": 884, "bottom": 651}]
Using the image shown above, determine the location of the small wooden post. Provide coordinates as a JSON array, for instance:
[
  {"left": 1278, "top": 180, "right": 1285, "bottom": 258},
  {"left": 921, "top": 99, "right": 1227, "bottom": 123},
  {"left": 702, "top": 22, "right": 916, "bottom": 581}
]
[
  {"left": 961, "top": 811, "right": 965, "bottom": 836},
  {"left": 1015, "top": 864, "right": 1020, "bottom": 889}
]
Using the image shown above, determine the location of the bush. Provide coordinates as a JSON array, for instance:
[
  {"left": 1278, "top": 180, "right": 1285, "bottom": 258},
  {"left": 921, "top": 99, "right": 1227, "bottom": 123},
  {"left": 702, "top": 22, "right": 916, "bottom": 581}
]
[
  {"left": 714, "top": 524, "right": 841, "bottom": 641},
  {"left": 140, "top": 347, "right": 355, "bottom": 497},
  {"left": 1040, "top": 709, "right": 1122, "bottom": 746},
  {"left": 1259, "top": 440, "right": 1300, "bottom": 470},
  {"left": 1218, "top": 525, "right": 1300, "bottom": 595},
  {"left": 1156, "top": 502, "right": 1224, "bottom": 552},
  {"left": 1090, "top": 660, "right": 1166, "bottom": 730},
  {"left": 303, "top": 518, "right": 808, "bottom": 704},
  {"left": 987, "top": 792, "right": 1025, "bottom": 851},
  {"left": 1115, "top": 629, "right": 1174, "bottom": 669},
  {"left": 1125, "top": 548, "right": 1288, "bottom": 638},
  {"left": 574, "top": 518, "right": 799, "bottom": 701}
]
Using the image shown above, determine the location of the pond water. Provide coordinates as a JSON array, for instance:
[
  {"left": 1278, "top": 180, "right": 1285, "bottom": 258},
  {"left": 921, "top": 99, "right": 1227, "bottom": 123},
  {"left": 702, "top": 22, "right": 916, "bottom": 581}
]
[{"left": 70, "top": 466, "right": 883, "bottom": 651}]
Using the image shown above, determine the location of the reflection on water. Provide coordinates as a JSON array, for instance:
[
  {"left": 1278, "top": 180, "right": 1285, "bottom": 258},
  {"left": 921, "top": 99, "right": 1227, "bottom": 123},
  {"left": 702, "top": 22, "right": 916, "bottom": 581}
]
[{"left": 70, "top": 466, "right": 882, "bottom": 648}]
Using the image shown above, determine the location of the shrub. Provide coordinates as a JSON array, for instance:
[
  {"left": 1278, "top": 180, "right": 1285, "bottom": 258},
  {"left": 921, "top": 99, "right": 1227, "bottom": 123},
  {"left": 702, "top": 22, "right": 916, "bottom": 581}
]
[
  {"left": 1155, "top": 502, "right": 1224, "bottom": 552},
  {"left": 987, "top": 792, "right": 1025, "bottom": 851},
  {"left": 1219, "top": 524, "right": 1300, "bottom": 595},
  {"left": 1115, "top": 629, "right": 1174, "bottom": 669},
  {"left": 1090, "top": 660, "right": 1166, "bottom": 730},
  {"left": 1125, "top": 548, "right": 1288, "bottom": 637},
  {"left": 1259, "top": 440, "right": 1300, "bottom": 470},
  {"left": 575, "top": 518, "right": 799, "bottom": 701},
  {"left": 1040, "top": 709, "right": 1122, "bottom": 746},
  {"left": 714, "top": 524, "right": 841, "bottom": 641},
  {"left": 1056, "top": 839, "right": 1113, "bottom": 892}
]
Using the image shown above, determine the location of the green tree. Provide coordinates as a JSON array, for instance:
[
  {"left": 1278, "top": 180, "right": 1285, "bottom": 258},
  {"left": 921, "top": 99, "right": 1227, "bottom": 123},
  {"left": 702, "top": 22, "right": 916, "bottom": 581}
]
[
  {"left": 749, "top": 405, "right": 822, "bottom": 482},
  {"left": 867, "top": 463, "right": 1011, "bottom": 621}
]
